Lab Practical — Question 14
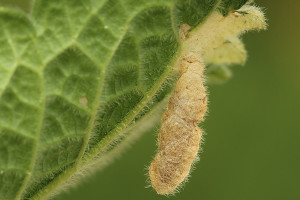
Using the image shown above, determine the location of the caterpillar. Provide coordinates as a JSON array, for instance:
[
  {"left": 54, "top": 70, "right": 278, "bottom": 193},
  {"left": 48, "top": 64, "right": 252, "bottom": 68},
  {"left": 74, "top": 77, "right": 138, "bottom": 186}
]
[
  {"left": 149, "top": 53, "right": 207, "bottom": 194},
  {"left": 148, "top": 4, "right": 266, "bottom": 194}
]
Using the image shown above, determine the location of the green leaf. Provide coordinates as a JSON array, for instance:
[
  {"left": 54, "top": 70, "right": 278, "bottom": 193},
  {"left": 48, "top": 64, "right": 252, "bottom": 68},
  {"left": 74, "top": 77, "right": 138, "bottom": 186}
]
[
  {"left": 0, "top": 0, "right": 266, "bottom": 199},
  {"left": 0, "top": 0, "right": 33, "bottom": 13}
]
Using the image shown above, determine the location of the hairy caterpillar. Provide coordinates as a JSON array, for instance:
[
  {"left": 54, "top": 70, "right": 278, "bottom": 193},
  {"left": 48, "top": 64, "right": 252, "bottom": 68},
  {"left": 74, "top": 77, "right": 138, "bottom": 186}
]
[
  {"left": 149, "top": 4, "right": 266, "bottom": 194},
  {"left": 149, "top": 54, "right": 207, "bottom": 194},
  {"left": 148, "top": 4, "right": 266, "bottom": 195}
]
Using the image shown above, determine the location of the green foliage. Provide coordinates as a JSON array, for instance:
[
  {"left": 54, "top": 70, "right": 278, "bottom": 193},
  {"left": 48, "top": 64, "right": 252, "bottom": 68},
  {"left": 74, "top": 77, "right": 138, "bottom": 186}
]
[{"left": 0, "top": 0, "right": 255, "bottom": 199}]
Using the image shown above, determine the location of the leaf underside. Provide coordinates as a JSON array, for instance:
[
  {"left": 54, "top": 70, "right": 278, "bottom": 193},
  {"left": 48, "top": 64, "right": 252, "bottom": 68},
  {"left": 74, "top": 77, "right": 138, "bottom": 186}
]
[{"left": 0, "top": 0, "right": 259, "bottom": 199}]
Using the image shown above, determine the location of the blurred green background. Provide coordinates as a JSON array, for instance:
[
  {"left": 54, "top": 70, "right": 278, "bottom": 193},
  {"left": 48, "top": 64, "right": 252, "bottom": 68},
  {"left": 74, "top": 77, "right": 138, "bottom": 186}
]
[{"left": 2, "top": 0, "right": 299, "bottom": 199}]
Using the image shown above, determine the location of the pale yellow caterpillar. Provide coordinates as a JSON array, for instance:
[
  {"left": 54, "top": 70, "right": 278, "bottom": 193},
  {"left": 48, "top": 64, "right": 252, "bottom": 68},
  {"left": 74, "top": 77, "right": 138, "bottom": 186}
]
[
  {"left": 148, "top": 4, "right": 266, "bottom": 195},
  {"left": 149, "top": 54, "right": 207, "bottom": 195}
]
